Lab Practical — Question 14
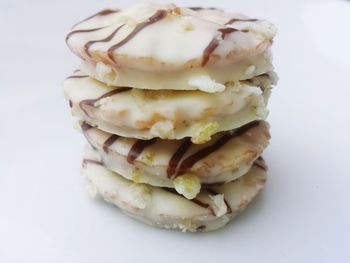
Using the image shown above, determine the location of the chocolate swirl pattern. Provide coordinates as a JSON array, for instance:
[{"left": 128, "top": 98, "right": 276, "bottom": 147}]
[
  {"left": 225, "top": 18, "right": 259, "bottom": 25},
  {"left": 127, "top": 138, "right": 158, "bottom": 164},
  {"left": 166, "top": 138, "right": 192, "bottom": 178},
  {"left": 84, "top": 24, "right": 125, "bottom": 57},
  {"left": 79, "top": 87, "right": 131, "bottom": 117},
  {"left": 202, "top": 27, "right": 248, "bottom": 66},
  {"left": 172, "top": 121, "right": 260, "bottom": 177},
  {"left": 65, "top": 27, "right": 105, "bottom": 43},
  {"left": 102, "top": 135, "right": 120, "bottom": 153},
  {"left": 107, "top": 9, "right": 168, "bottom": 63}
]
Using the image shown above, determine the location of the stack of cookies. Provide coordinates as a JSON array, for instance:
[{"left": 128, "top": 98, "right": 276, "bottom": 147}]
[{"left": 63, "top": 3, "right": 277, "bottom": 232}]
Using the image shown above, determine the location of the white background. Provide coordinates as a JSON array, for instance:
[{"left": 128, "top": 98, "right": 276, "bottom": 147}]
[{"left": 1, "top": 0, "right": 350, "bottom": 262}]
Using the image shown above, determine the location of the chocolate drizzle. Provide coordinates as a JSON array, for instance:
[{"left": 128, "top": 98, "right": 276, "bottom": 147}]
[
  {"left": 73, "top": 9, "right": 120, "bottom": 28},
  {"left": 127, "top": 138, "right": 157, "bottom": 164},
  {"left": 103, "top": 135, "right": 119, "bottom": 153},
  {"left": 66, "top": 74, "right": 88, "bottom": 79},
  {"left": 79, "top": 87, "right": 131, "bottom": 117},
  {"left": 81, "top": 122, "right": 93, "bottom": 132},
  {"left": 84, "top": 24, "right": 125, "bottom": 57},
  {"left": 107, "top": 9, "right": 168, "bottom": 62},
  {"left": 82, "top": 158, "right": 103, "bottom": 167},
  {"left": 167, "top": 138, "right": 192, "bottom": 178},
  {"left": 66, "top": 27, "right": 105, "bottom": 42},
  {"left": 225, "top": 18, "right": 258, "bottom": 25},
  {"left": 80, "top": 122, "right": 98, "bottom": 151},
  {"left": 188, "top": 7, "right": 219, "bottom": 11},
  {"left": 69, "top": 100, "right": 73, "bottom": 108},
  {"left": 196, "top": 225, "right": 206, "bottom": 231},
  {"left": 253, "top": 159, "right": 267, "bottom": 171},
  {"left": 163, "top": 188, "right": 214, "bottom": 215},
  {"left": 173, "top": 121, "right": 260, "bottom": 177},
  {"left": 202, "top": 27, "right": 248, "bottom": 66},
  {"left": 192, "top": 198, "right": 215, "bottom": 215}
]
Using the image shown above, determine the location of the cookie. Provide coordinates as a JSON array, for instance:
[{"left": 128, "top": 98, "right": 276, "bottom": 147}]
[
  {"left": 64, "top": 70, "right": 273, "bottom": 142},
  {"left": 80, "top": 120, "right": 270, "bottom": 199},
  {"left": 82, "top": 145, "right": 268, "bottom": 232},
  {"left": 66, "top": 3, "right": 276, "bottom": 91}
]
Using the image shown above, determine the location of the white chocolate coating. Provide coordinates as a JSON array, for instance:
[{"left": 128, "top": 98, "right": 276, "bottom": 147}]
[
  {"left": 82, "top": 146, "right": 268, "bottom": 232},
  {"left": 66, "top": 3, "right": 276, "bottom": 91},
  {"left": 63, "top": 71, "right": 273, "bottom": 142},
  {"left": 80, "top": 121, "right": 270, "bottom": 198}
]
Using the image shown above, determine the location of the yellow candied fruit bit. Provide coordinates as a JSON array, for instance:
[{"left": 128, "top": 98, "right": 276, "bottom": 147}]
[
  {"left": 128, "top": 183, "right": 152, "bottom": 209},
  {"left": 141, "top": 152, "right": 154, "bottom": 165},
  {"left": 174, "top": 173, "right": 201, "bottom": 199},
  {"left": 191, "top": 122, "right": 219, "bottom": 144},
  {"left": 182, "top": 22, "right": 193, "bottom": 31},
  {"left": 172, "top": 7, "right": 182, "bottom": 15},
  {"left": 131, "top": 168, "right": 142, "bottom": 183}
]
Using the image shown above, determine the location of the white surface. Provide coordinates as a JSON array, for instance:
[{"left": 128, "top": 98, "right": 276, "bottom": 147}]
[{"left": 1, "top": 0, "right": 349, "bottom": 262}]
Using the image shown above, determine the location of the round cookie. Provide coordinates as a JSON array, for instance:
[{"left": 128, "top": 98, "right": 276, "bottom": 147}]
[
  {"left": 66, "top": 3, "right": 276, "bottom": 91},
  {"left": 81, "top": 121, "right": 270, "bottom": 199},
  {"left": 82, "top": 146, "right": 268, "bottom": 232},
  {"left": 63, "top": 70, "right": 273, "bottom": 142}
]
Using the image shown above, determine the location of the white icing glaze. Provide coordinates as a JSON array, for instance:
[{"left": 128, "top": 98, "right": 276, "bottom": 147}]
[
  {"left": 79, "top": 121, "right": 270, "bottom": 199},
  {"left": 82, "top": 145, "right": 268, "bottom": 232},
  {"left": 63, "top": 70, "right": 273, "bottom": 141},
  {"left": 66, "top": 3, "right": 276, "bottom": 91}
]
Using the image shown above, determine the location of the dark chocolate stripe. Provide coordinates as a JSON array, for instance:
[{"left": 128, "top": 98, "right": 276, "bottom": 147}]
[
  {"left": 202, "top": 37, "right": 220, "bottom": 67},
  {"left": 81, "top": 122, "right": 93, "bottom": 132},
  {"left": 225, "top": 18, "right": 258, "bottom": 25},
  {"left": 196, "top": 225, "right": 206, "bottom": 231},
  {"left": 175, "top": 121, "right": 260, "bottom": 177},
  {"left": 163, "top": 188, "right": 214, "bottom": 215},
  {"left": 167, "top": 138, "right": 192, "bottom": 178},
  {"left": 84, "top": 24, "right": 125, "bottom": 57},
  {"left": 79, "top": 87, "right": 131, "bottom": 117},
  {"left": 202, "top": 27, "right": 247, "bottom": 66},
  {"left": 191, "top": 198, "right": 215, "bottom": 215},
  {"left": 107, "top": 9, "right": 167, "bottom": 63},
  {"left": 66, "top": 27, "right": 105, "bottom": 42},
  {"left": 82, "top": 159, "right": 103, "bottom": 167},
  {"left": 80, "top": 122, "right": 98, "bottom": 151},
  {"left": 73, "top": 9, "right": 120, "bottom": 28},
  {"left": 253, "top": 161, "right": 267, "bottom": 171},
  {"left": 127, "top": 138, "right": 157, "bottom": 164},
  {"left": 103, "top": 134, "right": 119, "bottom": 153},
  {"left": 66, "top": 75, "right": 89, "bottom": 79},
  {"left": 188, "top": 7, "right": 219, "bottom": 11},
  {"left": 69, "top": 100, "right": 73, "bottom": 108},
  {"left": 206, "top": 188, "right": 232, "bottom": 214}
]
